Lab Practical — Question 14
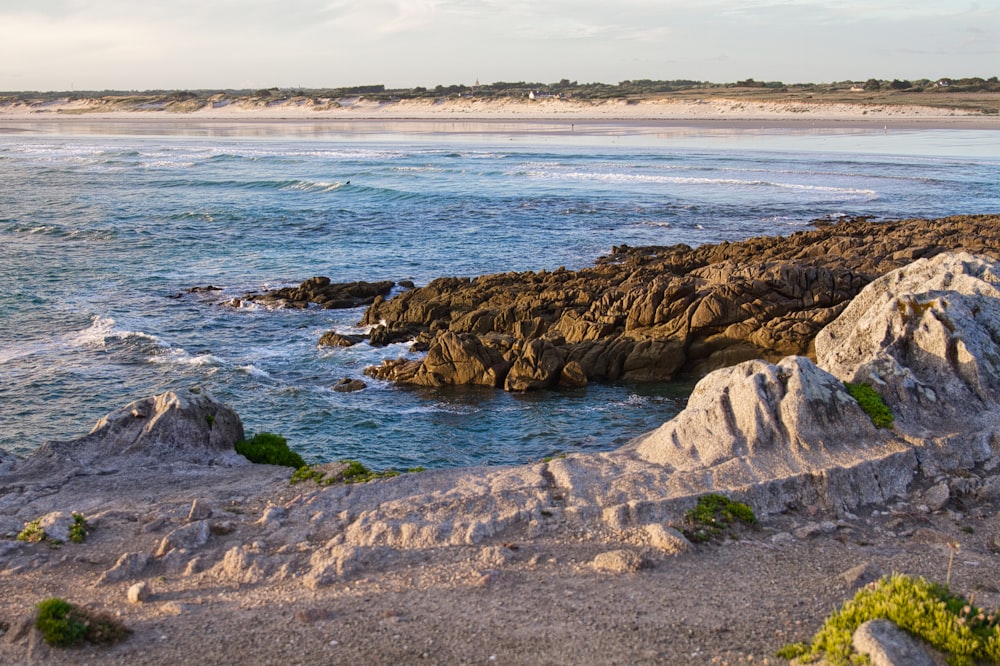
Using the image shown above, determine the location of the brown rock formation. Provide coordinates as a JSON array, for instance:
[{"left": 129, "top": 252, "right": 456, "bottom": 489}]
[
  {"left": 358, "top": 215, "right": 1000, "bottom": 390},
  {"left": 237, "top": 276, "right": 395, "bottom": 309}
]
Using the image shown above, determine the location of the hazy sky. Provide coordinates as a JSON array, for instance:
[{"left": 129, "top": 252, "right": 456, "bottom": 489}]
[{"left": 1, "top": 1, "right": 996, "bottom": 91}]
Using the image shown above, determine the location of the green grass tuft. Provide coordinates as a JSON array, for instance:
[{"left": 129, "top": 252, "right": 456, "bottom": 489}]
[
  {"left": 235, "top": 432, "right": 307, "bottom": 468},
  {"left": 844, "top": 381, "right": 894, "bottom": 429}
]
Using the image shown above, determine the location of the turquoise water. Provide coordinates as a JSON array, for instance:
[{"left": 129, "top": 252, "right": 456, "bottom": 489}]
[{"left": 2, "top": 120, "right": 998, "bottom": 468}]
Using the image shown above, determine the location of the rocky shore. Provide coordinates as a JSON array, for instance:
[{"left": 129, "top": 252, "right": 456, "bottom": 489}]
[
  {"left": 346, "top": 215, "right": 1000, "bottom": 391},
  {"left": 3, "top": 249, "right": 1000, "bottom": 663}
]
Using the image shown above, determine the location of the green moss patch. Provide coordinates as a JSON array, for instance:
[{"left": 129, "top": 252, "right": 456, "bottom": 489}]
[
  {"left": 681, "top": 493, "right": 756, "bottom": 543},
  {"left": 290, "top": 460, "right": 424, "bottom": 486},
  {"left": 844, "top": 381, "right": 894, "bottom": 429}
]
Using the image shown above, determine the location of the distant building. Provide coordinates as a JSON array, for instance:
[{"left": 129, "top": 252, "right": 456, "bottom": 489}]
[{"left": 850, "top": 85, "right": 865, "bottom": 92}]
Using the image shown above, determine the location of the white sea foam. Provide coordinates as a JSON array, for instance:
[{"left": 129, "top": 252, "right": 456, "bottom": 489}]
[
  {"left": 68, "top": 316, "right": 162, "bottom": 349},
  {"left": 236, "top": 364, "right": 272, "bottom": 379}
]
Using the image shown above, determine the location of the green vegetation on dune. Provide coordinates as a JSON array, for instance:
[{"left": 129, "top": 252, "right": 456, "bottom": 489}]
[{"left": 3, "top": 76, "right": 999, "bottom": 113}]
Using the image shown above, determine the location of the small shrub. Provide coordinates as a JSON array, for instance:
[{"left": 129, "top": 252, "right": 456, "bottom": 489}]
[
  {"left": 68, "top": 513, "right": 89, "bottom": 544},
  {"left": 35, "top": 598, "right": 131, "bottom": 648},
  {"left": 17, "top": 520, "right": 45, "bottom": 543},
  {"left": 844, "top": 381, "right": 894, "bottom": 429},
  {"left": 796, "top": 573, "right": 1000, "bottom": 665},
  {"left": 235, "top": 432, "right": 306, "bottom": 468},
  {"left": 35, "top": 598, "right": 86, "bottom": 647},
  {"left": 681, "top": 493, "right": 756, "bottom": 543}
]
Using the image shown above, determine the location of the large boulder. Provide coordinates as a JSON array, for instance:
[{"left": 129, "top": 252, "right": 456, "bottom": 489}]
[
  {"left": 816, "top": 252, "right": 1000, "bottom": 437},
  {"left": 17, "top": 387, "right": 247, "bottom": 472}
]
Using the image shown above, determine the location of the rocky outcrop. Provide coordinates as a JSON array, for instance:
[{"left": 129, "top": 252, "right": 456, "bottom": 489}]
[
  {"left": 816, "top": 252, "right": 1000, "bottom": 439},
  {"left": 7, "top": 387, "right": 247, "bottom": 477},
  {"left": 236, "top": 276, "right": 395, "bottom": 309},
  {"left": 629, "top": 356, "right": 906, "bottom": 488},
  {"left": 359, "top": 215, "right": 1000, "bottom": 391}
]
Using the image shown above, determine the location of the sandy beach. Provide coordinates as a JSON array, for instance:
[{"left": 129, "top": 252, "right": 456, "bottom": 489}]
[{"left": 2, "top": 95, "right": 1000, "bottom": 133}]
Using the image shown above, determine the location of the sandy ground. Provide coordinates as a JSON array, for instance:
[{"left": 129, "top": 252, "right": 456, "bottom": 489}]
[{"left": 0, "top": 461, "right": 997, "bottom": 665}]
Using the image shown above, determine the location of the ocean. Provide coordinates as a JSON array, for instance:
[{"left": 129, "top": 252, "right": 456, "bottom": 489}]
[{"left": 2, "top": 119, "right": 998, "bottom": 469}]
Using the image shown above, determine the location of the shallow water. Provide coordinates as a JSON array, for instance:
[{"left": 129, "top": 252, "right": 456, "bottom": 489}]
[{"left": 2, "top": 121, "right": 998, "bottom": 468}]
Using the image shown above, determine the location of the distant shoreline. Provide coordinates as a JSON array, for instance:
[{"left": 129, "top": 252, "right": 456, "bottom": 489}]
[{"left": 2, "top": 96, "right": 1000, "bottom": 132}]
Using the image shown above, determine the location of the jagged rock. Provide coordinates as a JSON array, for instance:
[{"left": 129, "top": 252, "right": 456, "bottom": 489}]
[
  {"left": 14, "top": 388, "right": 245, "bottom": 473},
  {"left": 505, "top": 338, "right": 565, "bottom": 391},
  {"left": 96, "top": 552, "right": 151, "bottom": 585},
  {"left": 240, "top": 277, "right": 394, "bottom": 309},
  {"left": 558, "top": 360, "right": 588, "bottom": 388},
  {"left": 409, "top": 331, "right": 508, "bottom": 388},
  {"left": 358, "top": 216, "right": 1000, "bottom": 392},
  {"left": 852, "top": 619, "right": 937, "bottom": 666},
  {"left": 333, "top": 377, "right": 367, "bottom": 393}
]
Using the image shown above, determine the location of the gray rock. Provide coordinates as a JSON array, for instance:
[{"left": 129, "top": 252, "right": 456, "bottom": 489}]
[
  {"left": 96, "top": 552, "right": 151, "bottom": 585},
  {"left": 852, "top": 619, "right": 936, "bottom": 666},
  {"left": 127, "top": 581, "right": 151, "bottom": 604},
  {"left": 35, "top": 511, "right": 73, "bottom": 543},
  {"left": 841, "top": 562, "right": 883, "bottom": 592},
  {"left": 155, "top": 520, "right": 209, "bottom": 557},
  {"left": 13, "top": 387, "right": 247, "bottom": 474},
  {"left": 642, "top": 524, "right": 691, "bottom": 554},
  {"left": 817, "top": 252, "right": 1000, "bottom": 439},
  {"left": 212, "top": 545, "right": 269, "bottom": 584},
  {"left": 187, "top": 499, "right": 213, "bottom": 521},
  {"left": 923, "top": 482, "right": 950, "bottom": 512},
  {"left": 591, "top": 549, "right": 646, "bottom": 573}
]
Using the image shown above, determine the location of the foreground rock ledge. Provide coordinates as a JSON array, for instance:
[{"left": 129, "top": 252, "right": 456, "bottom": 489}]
[
  {"left": 359, "top": 214, "right": 1000, "bottom": 391},
  {"left": 3, "top": 252, "right": 1000, "bottom": 663}
]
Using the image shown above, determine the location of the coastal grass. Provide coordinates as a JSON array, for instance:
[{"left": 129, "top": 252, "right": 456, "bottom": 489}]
[
  {"left": 783, "top": 574, "right": 1000, "bottom": 665},
  {"left": 844, "top": 381, "right": 894, "bottom": 429},
  {"left": 681, "top": 493, "right": 756, "bottom": 543},
  {"left": 235, "top": 432, "right": 306, "bottom": 469},
  {"left": 35, "top": 597, "right": 130, "bottom": 648}
]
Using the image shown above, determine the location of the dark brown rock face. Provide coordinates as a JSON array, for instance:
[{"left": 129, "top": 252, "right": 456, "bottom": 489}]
[
  {"left": 239, "top": 277, "right": 395, "bottom": 310},
  {"left": 359, "top": 215, "right": 1000, "bottom": 391}
]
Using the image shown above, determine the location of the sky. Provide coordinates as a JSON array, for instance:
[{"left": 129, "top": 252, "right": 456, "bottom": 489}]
[{"left": 0, "top": 0, "right": 997, "bottom": 92}]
